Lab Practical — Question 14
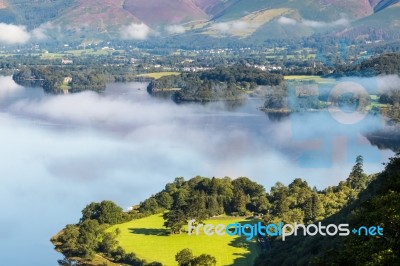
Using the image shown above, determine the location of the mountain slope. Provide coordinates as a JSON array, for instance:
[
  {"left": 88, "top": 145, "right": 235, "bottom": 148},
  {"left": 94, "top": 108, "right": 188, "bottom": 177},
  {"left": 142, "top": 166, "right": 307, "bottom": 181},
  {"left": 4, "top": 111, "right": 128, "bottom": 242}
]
[
  {"left": 212, "top": 0, "right": 374, "bottom": 22},
  {"left": 192, "top": 0, "right": 235, "bottom": 16},
  {"left": 199, "top": 0, "right": 377, "bottom": 40},
  {"left": 54, "top": 0, "right": 140, "bottom": 37},
  {"left": 0, "top": 0, "right": 398, "bottom": 42},
  {"left": 0, "top": 0, "right": 17, "bottom": 24},
  {"left": 123, "top": 0, "right": 209, "bottom": 26},
  {"left": 1, "top": 0, "right": 75, "bottom": 29},
  {"left": 201, "top": 0, "right": 400, "bottom": 40},
  {"left": 336, "top": 4, "right": 400, "bottom": 40},
  {"left": 373, "top": 0, "right": 400, "bottom": 12}
]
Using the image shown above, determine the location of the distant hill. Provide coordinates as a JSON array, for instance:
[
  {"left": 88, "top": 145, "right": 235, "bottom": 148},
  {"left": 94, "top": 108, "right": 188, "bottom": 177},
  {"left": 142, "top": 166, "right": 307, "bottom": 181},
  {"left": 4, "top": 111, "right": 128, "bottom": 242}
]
[
  {"left": 212, "top": 0, "right": 373, "bottom": 22},
  {"left": 123, "top": 0, "right": 209, "bottom": 26},
  {"left": 0, "top": 0, "right": 74, "bottom": 29},
  {"left": 0, "top": 0, "right": 399, "bottom": 42},
  {"left": 373, "top": 0, "right": 400, "bottom": 12},
  {"left": 54, "top": 0, "right": 141, "bottom": 38},
  {"left": 335, "top": 3, "right": 400, "bottom": 40}
]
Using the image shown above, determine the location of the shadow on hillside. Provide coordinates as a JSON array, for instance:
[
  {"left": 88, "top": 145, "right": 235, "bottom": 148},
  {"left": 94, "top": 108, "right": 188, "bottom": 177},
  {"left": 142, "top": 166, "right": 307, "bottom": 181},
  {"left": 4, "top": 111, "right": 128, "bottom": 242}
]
[
  {"left": 128, "top": 228, "right": 169, "bottom": 236},
  {"left": 228, "top": 218, "right": 261, "bottom": 266}
]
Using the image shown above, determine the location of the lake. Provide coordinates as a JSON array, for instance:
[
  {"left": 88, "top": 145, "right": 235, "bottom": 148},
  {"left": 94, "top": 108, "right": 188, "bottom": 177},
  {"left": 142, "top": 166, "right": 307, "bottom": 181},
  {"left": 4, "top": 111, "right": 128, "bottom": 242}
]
[{"left": 0, "top": 76, "right": 395, "bottom": 265}]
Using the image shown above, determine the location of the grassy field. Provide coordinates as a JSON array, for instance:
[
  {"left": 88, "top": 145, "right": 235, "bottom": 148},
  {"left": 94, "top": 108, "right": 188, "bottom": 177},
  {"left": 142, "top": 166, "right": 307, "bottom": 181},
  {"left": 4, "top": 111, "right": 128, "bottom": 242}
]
[
  {"left": 137, "top": 72, "right": 180, "bottom": 79},
  {"left": 39, "top": 49, "right": 125, "bottom": 59},
  {"left": 108, "top": 214, "right": 259, "bottom": 266},
  {"left": 40, "top": 52, "right": 65, "bottom": 59},
  {"left": 66, "top": 49, "right": 125, "bottom": 56},
  {"left": 284, "top": 75, "right": 335, "bottom": 84}
]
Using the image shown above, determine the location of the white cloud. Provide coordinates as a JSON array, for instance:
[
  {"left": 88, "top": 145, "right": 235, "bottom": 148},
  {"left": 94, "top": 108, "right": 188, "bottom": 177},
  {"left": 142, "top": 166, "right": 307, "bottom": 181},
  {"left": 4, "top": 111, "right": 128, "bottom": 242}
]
[
  {"left": 338, "top": 75, "right": 400, "bottom": 93},
  {"left": 303, "top": 18, "right": 349, "bottom": 28},
  {"left": 120, "top": 23, "right": 151, "bottom": 40},
  {"left": 277, "top": 17, "right": 349, "bottom": 28},
  {"left": 166, "top": 25, "right": 186, "bottom": 34},
  {"left": 0, "top": 23, "right": 53, "bottom": 44},
  {"left": 212, "top": 21, "right": 252, "bottom": 34},
  {"left": 31, "top": 22, "right": 54, "bottom": 41},
  {"left": 277, "top": 17, "right": 297, "bottom": 25},
  {"left": 377, "top": 75, "right": 400, "bottom": 92},
  {"left": 0, "top": 23, "right": 30, "bottom": 44}
]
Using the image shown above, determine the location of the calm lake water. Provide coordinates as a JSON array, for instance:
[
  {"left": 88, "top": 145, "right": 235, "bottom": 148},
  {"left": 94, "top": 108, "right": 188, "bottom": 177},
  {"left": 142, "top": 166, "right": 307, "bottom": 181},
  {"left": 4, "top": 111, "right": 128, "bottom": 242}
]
[{"left": 0, "top": 76, "right": 395, "bottom": 265}]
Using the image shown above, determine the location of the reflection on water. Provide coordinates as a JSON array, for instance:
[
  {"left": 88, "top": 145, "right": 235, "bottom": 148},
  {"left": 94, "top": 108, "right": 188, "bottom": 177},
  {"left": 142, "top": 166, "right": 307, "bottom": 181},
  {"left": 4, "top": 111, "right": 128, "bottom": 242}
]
[
  {"left": 265, "top": 112, "right": 290, "bottom": 122},
  {"left": 0, "top": 76, "right": 396, "bottom": 265},
  {"left": 366, "top": 127, "right": 400, "bottom": 152}
]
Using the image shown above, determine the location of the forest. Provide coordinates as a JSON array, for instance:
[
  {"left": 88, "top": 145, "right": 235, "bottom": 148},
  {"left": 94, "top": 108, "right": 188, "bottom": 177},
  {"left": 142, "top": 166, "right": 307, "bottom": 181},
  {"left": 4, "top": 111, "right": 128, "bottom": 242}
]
[
  {"left": 255, "top": 154, "right": 400, "bottom": 266},
  {"left": 11, "top": 60, "right": 143, "bottom": 94},
  {"left": 333, "top": 53, "right": 400, "bottom": 77},
  {"left": 147, "top": 65, "right": 284, "bottom": 102},
  {"left": 52, "top": 153, "right": 400, "bottom": 265},
  {"left": 13, "top": 66, "right": 107, "bottom": 93}
]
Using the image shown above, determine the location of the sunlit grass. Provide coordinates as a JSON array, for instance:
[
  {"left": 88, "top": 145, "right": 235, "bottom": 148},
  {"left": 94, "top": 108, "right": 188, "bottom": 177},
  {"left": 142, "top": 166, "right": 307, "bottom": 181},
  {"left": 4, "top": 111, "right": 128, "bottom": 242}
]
[
  {"left": 108, "top": 214, "right": 259, "bottom": 266},
  {"left": 284, "top": 75, "right": 335, "bottom": 84},
  {"left": 137, "top": 72, "right": 180, "bottom": 79}
]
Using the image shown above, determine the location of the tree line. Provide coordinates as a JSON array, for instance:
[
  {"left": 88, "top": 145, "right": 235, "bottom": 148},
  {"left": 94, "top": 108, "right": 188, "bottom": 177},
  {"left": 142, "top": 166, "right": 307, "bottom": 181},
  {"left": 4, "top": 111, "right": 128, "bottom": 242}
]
[
  {"left": 53, "top": 154, "right": 400, "bottom": 265},
  {"left": 255, "top": 153, "right": 400, "bottom": 266},
  {"left": 52, "top": 201, "right": 162, "bottom": 265},
  {"left": 147, "top": 65, "right": 284, "bottom": 102}
]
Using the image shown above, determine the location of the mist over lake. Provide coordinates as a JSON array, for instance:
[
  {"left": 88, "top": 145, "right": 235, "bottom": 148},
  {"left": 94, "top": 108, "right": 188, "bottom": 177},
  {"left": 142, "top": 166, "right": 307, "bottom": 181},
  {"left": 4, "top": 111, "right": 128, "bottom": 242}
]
[{"left": 0, "top": 76, "right": 395, "bottom": 265}]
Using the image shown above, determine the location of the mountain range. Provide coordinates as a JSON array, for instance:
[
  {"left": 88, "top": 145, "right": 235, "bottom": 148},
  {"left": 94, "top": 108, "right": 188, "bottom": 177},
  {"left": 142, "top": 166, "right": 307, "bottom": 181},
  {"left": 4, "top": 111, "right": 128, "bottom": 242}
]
[{"left": 0, "top": 0, "right": 399, "bottom": 42}]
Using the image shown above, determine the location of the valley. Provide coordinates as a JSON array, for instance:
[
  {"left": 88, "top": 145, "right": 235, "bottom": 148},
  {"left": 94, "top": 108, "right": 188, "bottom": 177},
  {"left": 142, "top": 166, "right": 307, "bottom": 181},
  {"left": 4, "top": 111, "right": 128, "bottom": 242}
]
[{"left": 0, "top": 1, "right": 399, "bottom": 265}]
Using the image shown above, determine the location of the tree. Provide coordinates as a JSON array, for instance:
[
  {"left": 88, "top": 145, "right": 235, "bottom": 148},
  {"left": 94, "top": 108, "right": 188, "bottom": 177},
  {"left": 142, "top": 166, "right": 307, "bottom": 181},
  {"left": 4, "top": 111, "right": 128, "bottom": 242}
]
[
  {"left": 98, "top": 231, "right": 118, "bottom": 255},
  {"left": 81, "top": 202, "right": 100, "bottom": 223},
  {"left": 80, "top": 200, "right": 125, "bottom": 225},
  {"left": 347, "top": 155, "right": 369, "bottom": 190},
  {"left": 232, "top": 189, "right": 247, "bottom": 215},
  {"left": 175, "top": 249, "right": 193, "bottom": 266},
  {"left": 156, "top": 192, "right": 173, "bottom": 209},
  {"left": 186, "top": 190, "right": 207, "bottom": 222},
  {"left": 55, "top": 225, "right": 80, "bottom": 257},
  {"left": 97, "top": 200, "right": 125, "bottom": 224},
  {"left": 191, "top": 254, "right": 217, "bottom": 266},
  {"left": 163, "top": 210, "right": 187, "bottom": 234},
  {"left": 175, "top": 249, "right": 217, "bottom": 266},
  {"left": 77, "top": 219, "right": 102, "bottom": 259},
  {"left": 140, "top": 197, "right": 159, "bottom": 214},
  {"left": 304, "top": 192, "right": 324, "bottom": 223}
]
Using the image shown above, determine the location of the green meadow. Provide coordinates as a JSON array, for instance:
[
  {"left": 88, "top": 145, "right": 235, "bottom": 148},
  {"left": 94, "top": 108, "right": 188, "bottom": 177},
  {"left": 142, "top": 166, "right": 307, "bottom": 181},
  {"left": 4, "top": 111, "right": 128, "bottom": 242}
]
[
  {"left": 137, "top": 72, "right": 180, "bottom": 79},
  {"left": 108, "top": 214, "right": 260, "bottom": 266},
  {"left": 284, "top": 75, "right": 335, "bottom": 84}
]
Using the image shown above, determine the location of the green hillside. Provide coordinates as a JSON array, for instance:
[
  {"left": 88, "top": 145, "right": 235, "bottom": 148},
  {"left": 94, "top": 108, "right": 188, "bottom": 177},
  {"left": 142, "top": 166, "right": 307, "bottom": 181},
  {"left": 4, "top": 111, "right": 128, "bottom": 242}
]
[
  {"left": 254, "top": 153, "right": 400, "bottom": 266},
  {"left": 0, "top": 0, "right": 74, "bottom": 29},
  {"left": 108, "top": 214, "right": 259, "bottom": 266},
  {"left": 346, "top": 5, "right": 400, "bottom": 39},
  {"left": 213, "top": 0, "right": 372, "bottom": 22}
]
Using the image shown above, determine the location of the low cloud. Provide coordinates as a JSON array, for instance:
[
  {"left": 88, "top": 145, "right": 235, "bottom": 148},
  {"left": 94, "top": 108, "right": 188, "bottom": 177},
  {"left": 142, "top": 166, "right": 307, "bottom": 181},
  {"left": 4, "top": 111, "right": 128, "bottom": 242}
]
[
  {"left": 212, "top": 21, "right": 251, "bottom": 34},
  {"left": 166, "top": 25, "right": 186, "bottom": 34},
  {"left": 303, "top": 18, "right": 349, "bottom": 28},
  {"left": 336, "top": 75, "right": 400, "bottom": 94},
  {"left": 0, "top": 23, "right": 52, "bottom": 44},
  {"left": 0, "top": 23, "right": 30, "bottom": 44},
  {"left": 31, "top": 22, "right": 54, "bottom": 41},
  {"left": 277, "top": 17, "right": 297, "bottom": 26},
  {"left": 4, "top": 80, "right": 389, "bottom": 186},
  {"left": 120, "top": 23, "right": 151, "bottom": 40},
  {"left": 0, "top": 76, "right": 24, "bottom": 100},
  {"left": 376, "top": 75, "right": 400, "bottom": 93},
  {"left": 278, "top": 17, "right": 349, "bottom": 28}
]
